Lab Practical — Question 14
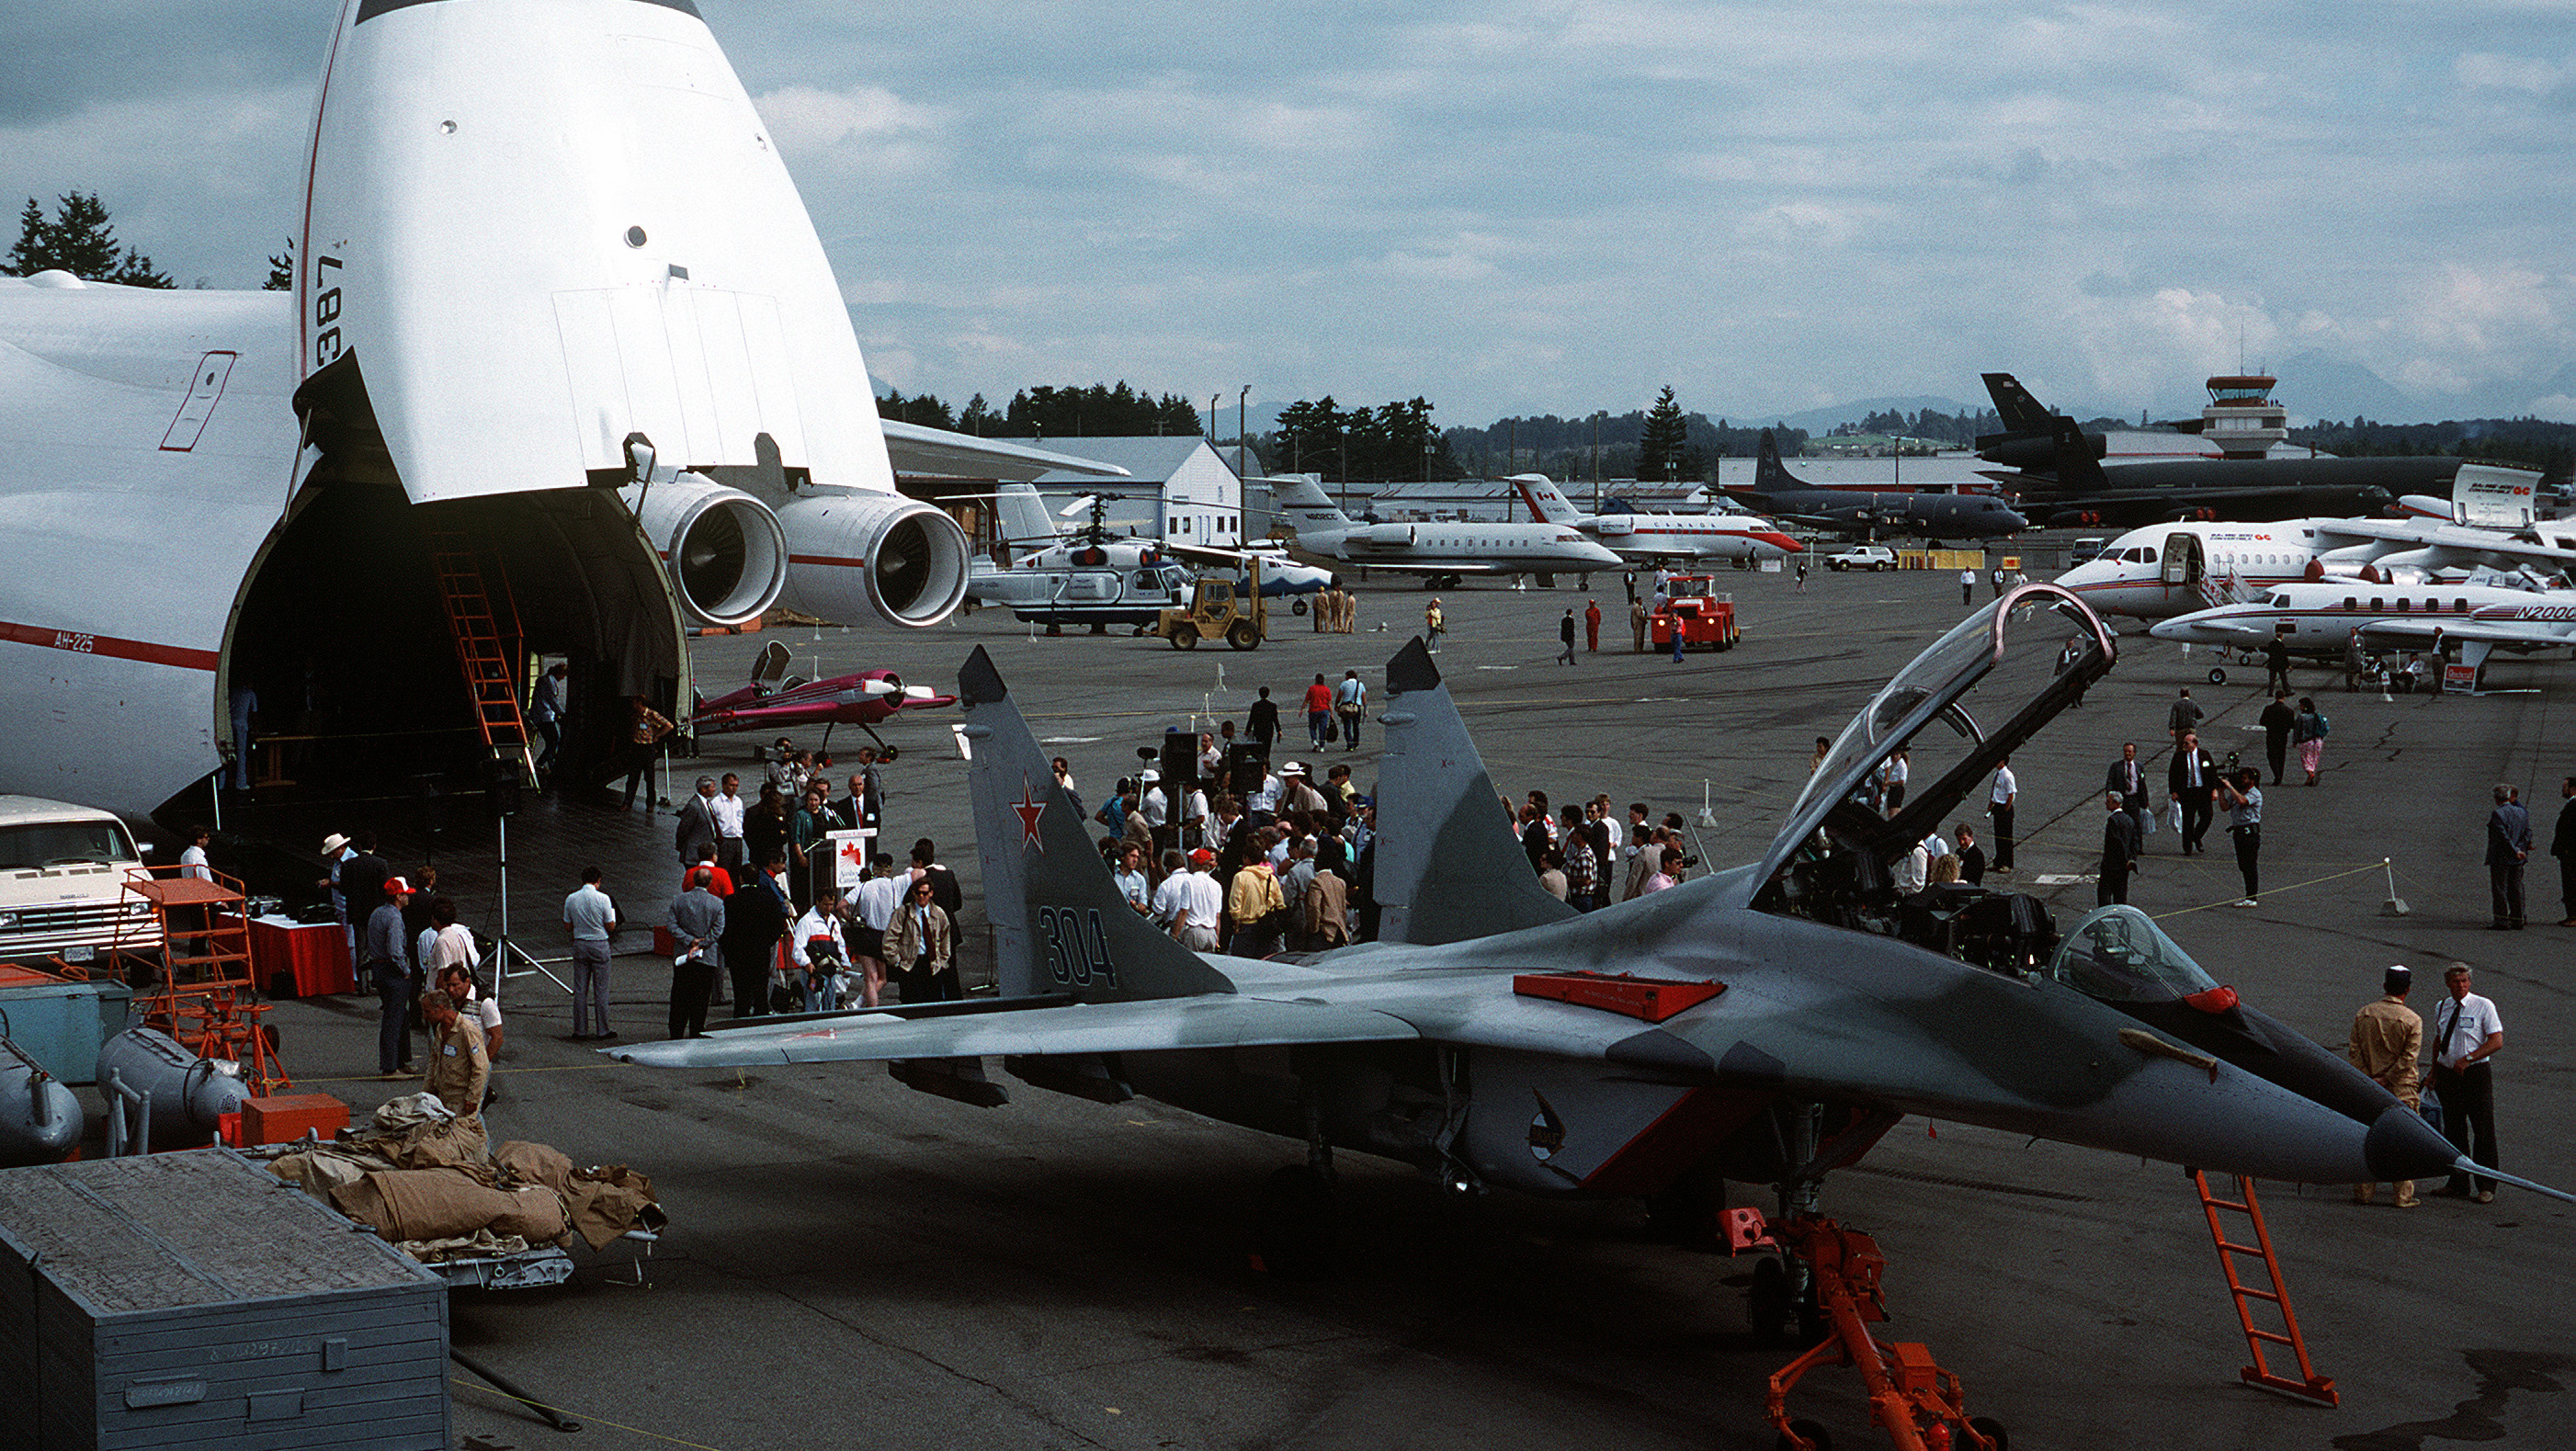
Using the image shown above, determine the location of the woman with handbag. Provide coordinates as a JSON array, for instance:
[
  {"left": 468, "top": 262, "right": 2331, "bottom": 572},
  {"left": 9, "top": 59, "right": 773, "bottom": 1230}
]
[{"left": 882, "top": 875, "right": 956, "bottom": 1003}]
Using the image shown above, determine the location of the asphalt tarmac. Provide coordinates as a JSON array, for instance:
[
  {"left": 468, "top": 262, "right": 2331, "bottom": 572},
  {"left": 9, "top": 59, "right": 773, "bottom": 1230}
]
[{"left": 238, "top": 565, "right": 2571, "bottom": 1450}]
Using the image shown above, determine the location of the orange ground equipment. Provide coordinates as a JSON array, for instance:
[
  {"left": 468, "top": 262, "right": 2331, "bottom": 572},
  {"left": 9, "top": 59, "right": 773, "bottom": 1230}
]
[
  {"left": 107, "top": 867, "right": 291, "bottom": 1096},
  {"left": 1650, "top": 575, "right": 1741, "bottom": 652},
  {"left": 1731, "top": 1208, "right": 2006, "bottom": 1451},
  {"left": 2192, "top": 1171, "right": 2337, "bottom": 1405}
]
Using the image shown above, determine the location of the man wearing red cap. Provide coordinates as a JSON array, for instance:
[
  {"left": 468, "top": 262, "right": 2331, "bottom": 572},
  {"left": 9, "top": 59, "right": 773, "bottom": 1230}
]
[{"left": 367, "top": 876, "right": 417, "bottom": 1079}]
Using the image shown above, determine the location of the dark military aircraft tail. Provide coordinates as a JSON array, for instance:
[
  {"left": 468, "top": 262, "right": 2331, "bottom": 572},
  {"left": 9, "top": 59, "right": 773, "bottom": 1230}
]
[
  {"left": 1981, "top": 372, "right": 2058, "bottom": 436},
  {"left": 1753, "top": 427, "right": 1804, "bottom": 493},
  {"left": 959, "top": 647, "right": 1237, "bottom": 1003},
  {"left": 1369, "top": 638, "right": 1579, "bottom": 946}
]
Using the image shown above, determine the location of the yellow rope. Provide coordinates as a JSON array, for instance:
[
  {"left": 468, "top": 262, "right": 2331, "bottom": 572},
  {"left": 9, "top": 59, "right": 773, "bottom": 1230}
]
[
  {"left": 450, "top": 1377, "right": 731, "bottom": 1450},
  {"left": 297, "top": 1060, "right": 630, "bottom": 1085},
  {"left": 2151, "top": 858, "right": 2391, "bottom": 920}
]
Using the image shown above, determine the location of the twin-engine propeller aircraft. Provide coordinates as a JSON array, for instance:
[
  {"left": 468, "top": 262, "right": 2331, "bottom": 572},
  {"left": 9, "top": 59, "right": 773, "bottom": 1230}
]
[
  {"left": 0, "top": 0, "right": 1004, "bottom": 821},
  {"left": 614, "top": 585, "right": 2561, "bottom": 1443}
]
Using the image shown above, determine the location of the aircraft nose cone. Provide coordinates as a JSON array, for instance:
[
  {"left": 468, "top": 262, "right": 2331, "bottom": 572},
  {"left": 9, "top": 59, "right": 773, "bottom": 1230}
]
[
  {"left": 2147, "top": 618, "right": 2194, "bottom": 641},
  {"left": 2366, "top": 1100, "right": 2462, "bottom": 1184}
]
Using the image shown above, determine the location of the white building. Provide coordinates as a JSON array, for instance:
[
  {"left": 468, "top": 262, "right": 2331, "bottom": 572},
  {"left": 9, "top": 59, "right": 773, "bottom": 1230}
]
[{"left": 1008, "top": 436, "right": 1245, "bottom": 548}]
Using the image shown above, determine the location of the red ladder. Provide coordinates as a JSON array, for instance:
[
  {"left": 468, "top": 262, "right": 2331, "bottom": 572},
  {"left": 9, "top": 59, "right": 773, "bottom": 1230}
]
[
  {"left": 2192, "top": 1171, "right": 2336, "bottom": 1405},
  {"left": 425, "top": 529, "right": 534, "bottom": 781}
]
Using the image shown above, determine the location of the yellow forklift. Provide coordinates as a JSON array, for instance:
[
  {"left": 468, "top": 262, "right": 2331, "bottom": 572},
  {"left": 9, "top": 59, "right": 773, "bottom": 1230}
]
[{"left": 1154, "top": 554, "right": 1267, "bottom": 651}]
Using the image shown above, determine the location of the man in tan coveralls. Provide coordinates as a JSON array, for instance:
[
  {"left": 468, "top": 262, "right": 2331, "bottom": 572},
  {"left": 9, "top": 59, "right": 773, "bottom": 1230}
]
[
  {"left": 2347, "top": 965, "right": 2423, "bottom": 1207},
  {"left": 422, "top": 990, "right": 492, "bottom": 1125}
]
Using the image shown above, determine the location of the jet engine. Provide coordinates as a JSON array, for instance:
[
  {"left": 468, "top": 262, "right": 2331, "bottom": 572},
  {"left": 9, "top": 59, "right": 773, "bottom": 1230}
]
[
  {"left": 1364, "top": 523, "right": 1417, "bottom": 548},
  {"left": 620, "top": 476, "right": 790, "bottom": 629},
  {"left": 776, "top": 490, "right": 972, "bottom": 629}
]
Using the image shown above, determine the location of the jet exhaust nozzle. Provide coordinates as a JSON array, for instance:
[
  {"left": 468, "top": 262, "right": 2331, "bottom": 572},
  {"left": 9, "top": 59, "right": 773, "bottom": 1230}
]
[
  {"left": 778, "top": 491, "right": 973, "bottom": 629},
  {"left": 621, "top": 477, "right": 790, "bottom": 629}
]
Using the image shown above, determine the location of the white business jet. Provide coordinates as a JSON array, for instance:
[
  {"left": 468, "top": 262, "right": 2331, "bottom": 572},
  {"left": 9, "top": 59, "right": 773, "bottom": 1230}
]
[
  {"left": 1272, "top": 479, "right": 1620, "bottom": 586},
  {"left": 1505, "top": 475, "right": 1804, "bottom": 564}
]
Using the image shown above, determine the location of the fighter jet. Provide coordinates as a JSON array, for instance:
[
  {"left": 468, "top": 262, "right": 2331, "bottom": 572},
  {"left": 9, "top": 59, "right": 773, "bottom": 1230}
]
[
  {"left": 614, "top": 585, "right": 2557, "bottom": 1417},
  {"left": 1726, "top": 432, "right": 2027, "bottom": 542}
]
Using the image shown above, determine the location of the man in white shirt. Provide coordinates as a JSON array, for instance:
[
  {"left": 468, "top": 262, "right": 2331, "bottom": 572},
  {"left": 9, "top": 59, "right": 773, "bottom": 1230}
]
[
  {"left": 1592, "top": 797, "right": 1624, "bottom": 859},
  {"left": 1248, "top": 766, "right": 1284, "bottom": 820},
  {"left": 2427, "top": 963, "right": 2505, "bottom": 1201},
  {"left": 1112, "top": 844, "right": 1152, "bottom": 914},
  {"left": 711, "top": 773, "right": 748, "bottom": 876},
  {"left": 179, "top": 825, "right": 213, "bottom": 880},
  {"left": 1987, "top": 757, "right": 2017, "bottom": 873},
  {"left": 849, "top": 854, "right": 902, "bottom": 1009},
  {"left": 1331, "top": 670, "right": 1367, "bottom": 751},
  {"left": 789, "top": 889, "right": 851, "bottom": 1014},
  {"left": 1154, "top": 848, "right": 1225, "bottom": 952},
  {"left": 1180, "top": 783, "right": 1210, "bottom": 852}
]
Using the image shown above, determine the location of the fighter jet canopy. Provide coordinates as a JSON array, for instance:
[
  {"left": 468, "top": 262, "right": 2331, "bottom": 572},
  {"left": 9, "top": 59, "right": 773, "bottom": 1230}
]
[{"left": 1748, "top": 583, "right": 2116, "bottom": 904}]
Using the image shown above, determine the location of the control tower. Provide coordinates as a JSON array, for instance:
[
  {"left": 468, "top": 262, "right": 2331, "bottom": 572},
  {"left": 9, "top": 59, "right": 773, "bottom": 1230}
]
[{"left": 2201, "top": 374, "right": 2288, "bottom": 459}]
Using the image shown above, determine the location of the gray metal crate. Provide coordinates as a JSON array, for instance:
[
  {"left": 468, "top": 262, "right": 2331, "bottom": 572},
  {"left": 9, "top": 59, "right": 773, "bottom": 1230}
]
[{"left": 0, "top": 1148, "right": 449, "bottom": 1451}]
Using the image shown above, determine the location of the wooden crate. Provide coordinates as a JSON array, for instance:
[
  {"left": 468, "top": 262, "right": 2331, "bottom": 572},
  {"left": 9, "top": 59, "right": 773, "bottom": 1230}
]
[{"left": 0, "top": 1148, "right": 449, "bottom": 1450}]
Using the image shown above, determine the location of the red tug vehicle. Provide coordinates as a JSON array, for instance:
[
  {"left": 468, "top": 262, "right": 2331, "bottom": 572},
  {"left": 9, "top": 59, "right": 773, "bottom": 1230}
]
[{"left": 1651, "top": 575, "right": 1741, "bottom": 652}]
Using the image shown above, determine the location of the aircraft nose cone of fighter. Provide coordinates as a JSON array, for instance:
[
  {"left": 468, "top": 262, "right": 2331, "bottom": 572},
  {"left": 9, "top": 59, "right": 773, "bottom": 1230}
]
[{"left": 2366, "top": 1100, "right": 2468, "bottom": 1185}]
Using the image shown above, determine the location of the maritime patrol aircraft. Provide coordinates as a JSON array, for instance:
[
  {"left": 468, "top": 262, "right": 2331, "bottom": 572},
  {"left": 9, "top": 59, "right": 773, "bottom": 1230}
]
[
  {"left": 1724, "top": 432, "right": 2028, "bottom": 542},
  {"left": 0, "top": 0, "right": 1033, "bottom": 820},
  {"left": 614, "top": 587, "right": 2560, "bottom": 1441},
  {"left": 1272, "top": 478, "right": 1621, "bottom": 585},
  {"left": 966, "top": 486, "right": 1333, "bottom": 629},
  {"left": 1506, "top": 473, "right": 1805, "bottom": 564}
]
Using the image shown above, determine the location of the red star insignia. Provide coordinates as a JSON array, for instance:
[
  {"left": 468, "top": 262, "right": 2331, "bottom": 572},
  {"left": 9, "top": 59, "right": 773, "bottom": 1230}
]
[{"left": 1012, "top": 778, "right": 1047, "bottom": 852}]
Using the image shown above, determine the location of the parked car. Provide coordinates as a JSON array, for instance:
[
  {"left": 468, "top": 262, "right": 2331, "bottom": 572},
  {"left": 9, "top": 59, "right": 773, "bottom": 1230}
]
[
  {"left": 2068, "top": 537, "right": 2109, "bottom": 565},
  {"left": 1823, "top": 545, "right": 1898, "bottom": 572}
]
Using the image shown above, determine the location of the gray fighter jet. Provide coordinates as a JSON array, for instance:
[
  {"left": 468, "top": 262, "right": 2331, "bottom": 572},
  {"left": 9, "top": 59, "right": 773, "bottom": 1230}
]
[{"left": 613, "top": 584, "right": 2553, "bottom": 1260}]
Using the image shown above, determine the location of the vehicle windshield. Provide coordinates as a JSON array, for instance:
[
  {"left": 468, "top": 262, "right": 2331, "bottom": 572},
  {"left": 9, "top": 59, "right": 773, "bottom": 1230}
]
[
  {"left": 2047, "top": 905, "right": 2222, "bottom": 1003},
  {"left": 0, "top": 820, "right": 139, "bottom": 871},
  {"left": 1668, "top": 577, "right": 1716, "bottom": 597}
]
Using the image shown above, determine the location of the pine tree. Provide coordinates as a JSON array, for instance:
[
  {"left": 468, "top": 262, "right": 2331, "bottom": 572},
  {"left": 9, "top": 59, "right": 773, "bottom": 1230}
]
[
  {"left": 5, "top": 192, "right": 173, "bottom": 286},
  {"left": 265, "top": 238, "right": 294, "bottom": 291},
  {"left": 1635, "top": 386, "right": 1689, "bottom": 482}
]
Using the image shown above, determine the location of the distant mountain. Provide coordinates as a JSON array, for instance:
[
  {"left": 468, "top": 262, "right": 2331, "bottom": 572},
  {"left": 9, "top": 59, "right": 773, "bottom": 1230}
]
[
  {"left": 1767, "top": 394, "right": 1979, "bottom": 434},
  {"left": 2264, "top": 351, "right": 2420, "bottom": 426}
]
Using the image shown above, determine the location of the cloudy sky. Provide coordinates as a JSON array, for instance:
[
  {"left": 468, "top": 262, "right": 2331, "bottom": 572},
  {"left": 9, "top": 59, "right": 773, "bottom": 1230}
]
[{"left": 6, "top": 1, "right": 2572, "bottom": 425}]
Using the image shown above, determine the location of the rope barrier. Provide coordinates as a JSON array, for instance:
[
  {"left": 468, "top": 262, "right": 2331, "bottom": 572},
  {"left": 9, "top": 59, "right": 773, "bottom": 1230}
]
[
  {"left": 2150, "top": 859, "right": 2393, "bottom": 920},
  {"left": 450, "top": 1377, "right": 732, "bottom": 1450}
]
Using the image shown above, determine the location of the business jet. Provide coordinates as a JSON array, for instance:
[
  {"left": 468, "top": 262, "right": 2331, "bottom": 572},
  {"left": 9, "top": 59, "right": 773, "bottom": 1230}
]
[
  {"left": 2150, "top": 579, "right": 2576, "bottom": 684},
  {"left": 1273, "top": 479, "right": 1621, "bottom": 586},
  {"left": 0, "top": 0, "right": 1038, "bottom": 822},
  {"left": 2055, "top": 481, "right": 2569, "bottom": 623},
  {"left": 1506, "top": 474, "right": 1803, "bottom": 563}
]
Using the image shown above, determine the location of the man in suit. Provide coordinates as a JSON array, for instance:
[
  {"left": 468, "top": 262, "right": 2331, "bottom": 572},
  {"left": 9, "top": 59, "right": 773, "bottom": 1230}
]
[
  {"left": 2097, "top": 792, "right": 2141, "bottom": 905},
  {"left": 1952, "top": 824, "right": 1986, "bottom": 886},
  {"left": 2487, "top": 784, "right": 2531, "bottom": 929},
  {"left": 2552, "top": 777, "right": 2576, "bottom": 928},
  {"left": 2104, "top": 742, "right": 2151, "bottom": 839},
  {"left": 2167, "top": 731, "right": 2219, "bottom": 855},
  {"left": 673, "top": 775, "right": 719, "bottom": 867}
]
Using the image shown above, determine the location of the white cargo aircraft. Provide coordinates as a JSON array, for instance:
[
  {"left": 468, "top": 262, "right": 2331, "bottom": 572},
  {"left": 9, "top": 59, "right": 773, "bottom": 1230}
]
[
  {"left": 0, "top": 0, "right": 1049, "bottom": 822},
  {"left": 2054, "top": 468, "right": 2568, "bottom": 624},
  {"left": 1273, "top": 479, "right": 1621, "bottom": 586},
  {"left": 1505, "top": 474, "right": 1804, "bottom": 564}
]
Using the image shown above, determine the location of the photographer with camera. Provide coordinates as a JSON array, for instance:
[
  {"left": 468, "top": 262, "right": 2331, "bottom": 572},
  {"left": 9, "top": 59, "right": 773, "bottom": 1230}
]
[{"left": 789, "top": 887, "right": 851, "bottom": 1014}]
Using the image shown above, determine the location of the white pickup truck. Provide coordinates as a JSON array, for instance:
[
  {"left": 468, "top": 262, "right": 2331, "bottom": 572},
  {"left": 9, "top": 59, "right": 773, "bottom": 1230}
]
[
  {"left": 1823, "top": 545, "right": 1898, "bottom": 572},
  {"left": 0, "top": 797, "right": 161, "bottom": 969}
]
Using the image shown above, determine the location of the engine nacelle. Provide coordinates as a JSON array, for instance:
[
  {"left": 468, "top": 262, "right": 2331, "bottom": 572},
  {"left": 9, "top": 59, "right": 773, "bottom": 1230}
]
[
  {"left": 1594, "top": 516, "right": 1635, "bottom": 538},
  {"left": 1363, "top": 523, "right": 1417, "bottom": 548},
  {"left": 776, "top": 490, "right": 972, "bottom": 629},
  {"left": 620, "top": 475, "right": 789, "bottom": 629}
]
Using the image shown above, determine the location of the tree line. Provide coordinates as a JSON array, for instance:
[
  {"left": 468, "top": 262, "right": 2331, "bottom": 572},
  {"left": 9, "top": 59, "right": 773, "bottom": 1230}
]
[{"left": 2289, "top": 417, "right": 2576, "bottom": 482}]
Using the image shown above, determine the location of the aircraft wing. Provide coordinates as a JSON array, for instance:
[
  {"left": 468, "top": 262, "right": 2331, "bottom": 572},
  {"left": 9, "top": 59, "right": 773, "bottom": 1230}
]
[
  {"left": 878, "top": 420, "right": 1131, "bottom": 482},
  {"left": 608, "top": 992, "right": 1416, "bottom": 1067},
  {"left": 2356, "top": 618, "right": 2573, "bottom": 651},
  {"left": 2314, "top": 518, "right": 2576, "bottom": 571}
]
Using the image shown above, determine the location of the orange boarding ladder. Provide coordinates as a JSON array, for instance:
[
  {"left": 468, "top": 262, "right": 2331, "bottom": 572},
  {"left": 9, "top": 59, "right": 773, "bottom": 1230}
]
[
  {"left": 110, "top": 867, "right": 290, "bottom": 1096},
  {"left": 425, "top": 529, "right": 536, "bottom": 783},
  {"left": 2192, "top": 1171, "right": 2336, "bottom": 1405}
]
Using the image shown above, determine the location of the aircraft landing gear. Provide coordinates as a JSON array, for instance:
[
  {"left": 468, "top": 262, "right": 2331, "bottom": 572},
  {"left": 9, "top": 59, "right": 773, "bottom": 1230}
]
[
  {"left": 1731, "top": 1209, "right": 2004, "bottom": 1451},
  {"left": 1254, "top": 1092, "right": 1341, "bottom": 1280}
]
